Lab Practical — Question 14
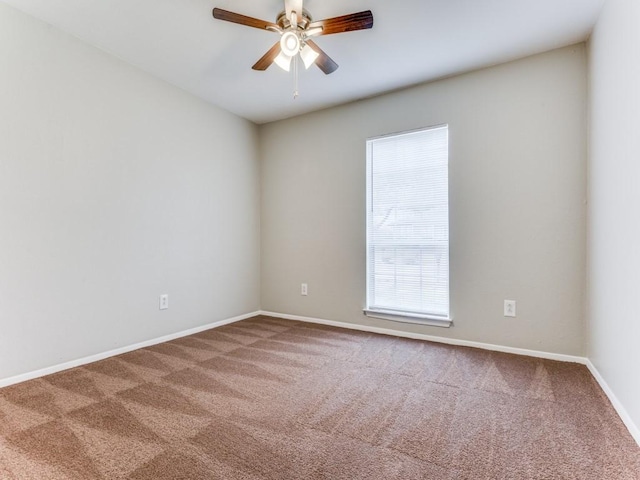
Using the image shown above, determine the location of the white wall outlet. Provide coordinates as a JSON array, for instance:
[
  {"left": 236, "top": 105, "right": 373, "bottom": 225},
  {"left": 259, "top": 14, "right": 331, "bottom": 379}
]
[
  {"left": 504, "top": 300, "right": 516, "bottom": 317},
  {"left": 159, "top": 294, "right": 169, "bottom": 310},
  {"left": 301, "top": 283, "right": 308, "bottom": 296}
]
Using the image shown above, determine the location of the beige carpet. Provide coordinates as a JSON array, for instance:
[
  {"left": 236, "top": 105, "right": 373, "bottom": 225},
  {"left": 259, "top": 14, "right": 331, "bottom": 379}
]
[{"left": 0, "top": 315, "right": 638, "bottom": 479}]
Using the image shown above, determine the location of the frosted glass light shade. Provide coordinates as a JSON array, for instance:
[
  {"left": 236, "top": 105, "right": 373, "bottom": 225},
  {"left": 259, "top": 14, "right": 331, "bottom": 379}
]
[
  {"left": 300, "top": 44, "right": 319, "bottom": 69},
  {"left": 280, "top": 31, "right": 300, "bottom": 57},
  {"left": 274, "top": 51, "right": 292, "bottom": 71}
]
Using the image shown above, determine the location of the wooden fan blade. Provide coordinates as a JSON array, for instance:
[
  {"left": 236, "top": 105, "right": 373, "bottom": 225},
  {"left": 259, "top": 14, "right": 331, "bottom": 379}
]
[
  {"left": 212, "top": 8, "right": 278, "bottom": 31},
  {"left": 306, "top": 40, "right": 338, "bottom": 75},
  {"left": 308, "top": 10, "right": 374, "bottom": 36},
  {"left": 252, "top": 42, "right": 282, "bottom": 71}
]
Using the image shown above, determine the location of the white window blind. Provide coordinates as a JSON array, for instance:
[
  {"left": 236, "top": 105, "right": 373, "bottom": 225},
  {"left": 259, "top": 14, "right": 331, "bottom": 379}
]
[{"left": 366, "top": 125, "right": 450, "bottom": 324}]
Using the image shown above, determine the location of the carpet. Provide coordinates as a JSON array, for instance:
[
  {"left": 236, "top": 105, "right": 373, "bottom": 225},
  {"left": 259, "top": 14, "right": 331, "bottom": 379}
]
[{"left": 0, "top": 315, "right": 638, "bottom": 479}]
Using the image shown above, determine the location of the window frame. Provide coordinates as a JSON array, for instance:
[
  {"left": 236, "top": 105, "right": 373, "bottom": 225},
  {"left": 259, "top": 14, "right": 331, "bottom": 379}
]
[{"left": 364, "top": 125, "right": 452, "bottom": 328}]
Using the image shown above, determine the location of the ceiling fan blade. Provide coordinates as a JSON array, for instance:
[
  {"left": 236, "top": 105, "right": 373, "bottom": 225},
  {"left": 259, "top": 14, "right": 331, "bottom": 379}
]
[
  {"left": 305, "top": 40, "right": 338, "bottom": 75},
  {"left": 252, "top": 42, "right": 282, "bottom": 71},
  {"left": 213, "top": 8, "right": 279, "bottom": 31},
  {"left": 308, "top": 10, "right": 374, "bottom": 36}
]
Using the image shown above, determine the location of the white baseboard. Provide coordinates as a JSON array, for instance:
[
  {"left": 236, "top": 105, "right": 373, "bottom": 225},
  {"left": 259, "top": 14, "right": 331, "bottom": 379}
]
[
  {"left": 3, "top": 308, "right": 638, "bottom": 449},
  {"left": 260, "top": 311, "right": 587, "bottom": 364},
  {"left": 585, "top": 360, "right": 640, "bottom": 447},
  {"left": 0, "top": 311, "right": 258, "bottom": 389}
]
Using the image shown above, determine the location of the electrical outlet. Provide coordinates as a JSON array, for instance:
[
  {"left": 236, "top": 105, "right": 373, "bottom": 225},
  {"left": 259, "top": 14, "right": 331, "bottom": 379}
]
[
  {"left": 504, "top": 300, "right": 516, "bottom": 317},
  {"left": 301, "top": 283, "right": 308, "bottom": 296},
  {"left": 159, "top": 294, "right": 169, "bottom": 310}
]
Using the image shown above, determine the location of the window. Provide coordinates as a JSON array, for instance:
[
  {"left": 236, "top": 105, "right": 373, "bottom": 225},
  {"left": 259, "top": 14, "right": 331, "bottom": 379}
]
[{"left": 365, "top": 125, "right": 450, "bottom": 327}]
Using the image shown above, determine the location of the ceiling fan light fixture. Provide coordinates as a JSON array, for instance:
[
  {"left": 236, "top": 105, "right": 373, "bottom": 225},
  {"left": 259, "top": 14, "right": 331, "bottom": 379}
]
[
  {"left": 300, "top": 43, "right": 319, "bottom": 69},
  {"left": 274, "top": 51, "right": 292, "bottom": 71},
  {"left": 280, "top": 31, "right": 300, "bottom": 57}
]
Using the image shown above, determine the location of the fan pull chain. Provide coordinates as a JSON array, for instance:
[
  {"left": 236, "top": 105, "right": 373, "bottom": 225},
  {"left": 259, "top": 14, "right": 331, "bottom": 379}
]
[{"left": 293, "top": 55, "right": 299, "bottom": 99}]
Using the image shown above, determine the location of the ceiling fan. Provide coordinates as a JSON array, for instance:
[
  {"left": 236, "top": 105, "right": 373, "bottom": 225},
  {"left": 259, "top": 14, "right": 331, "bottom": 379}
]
[{"left": 212, "top": 1, "right": 374, "bottom": 75}]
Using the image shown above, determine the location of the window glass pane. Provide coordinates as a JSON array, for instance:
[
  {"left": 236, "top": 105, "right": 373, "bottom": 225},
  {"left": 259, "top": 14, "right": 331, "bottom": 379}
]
[{"left": 366, "top": 126, "right": 449, "bottom": 318}]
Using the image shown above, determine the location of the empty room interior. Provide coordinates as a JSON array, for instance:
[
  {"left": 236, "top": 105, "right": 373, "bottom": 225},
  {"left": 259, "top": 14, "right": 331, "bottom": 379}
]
[{"left": 0, "top": 0, "right": 639, "bottom": 478}]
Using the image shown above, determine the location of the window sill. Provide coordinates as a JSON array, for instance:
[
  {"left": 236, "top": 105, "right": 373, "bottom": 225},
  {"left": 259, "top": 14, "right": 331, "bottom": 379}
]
[{"left": 363, "top": 309, "right": 452, "bottom": 328}]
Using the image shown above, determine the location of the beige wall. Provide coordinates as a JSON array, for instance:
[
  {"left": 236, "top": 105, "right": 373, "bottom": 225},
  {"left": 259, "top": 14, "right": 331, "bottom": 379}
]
[
  {"left": 0, "top": 0, "right": 593, "bottom": 384},
  {"left": 588, "top": 0, "right": 640, "bottom": 438},
  {"left": 0, "top": 4, "right": 260, "bottom": 379},
  {"left": 260, "top": 45, "right": 588, "bottom": 355}
]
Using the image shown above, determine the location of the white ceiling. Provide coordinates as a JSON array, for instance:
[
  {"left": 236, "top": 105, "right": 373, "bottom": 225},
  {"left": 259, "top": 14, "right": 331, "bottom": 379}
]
[{"left": 2, "top": 0, "right": 604, "bottom": 124}]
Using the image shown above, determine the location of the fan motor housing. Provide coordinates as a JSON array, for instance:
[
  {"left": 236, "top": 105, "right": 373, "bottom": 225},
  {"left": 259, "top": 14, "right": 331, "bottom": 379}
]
[{"left": 276, "top": 9, "right": 312, "bottom": 30}]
